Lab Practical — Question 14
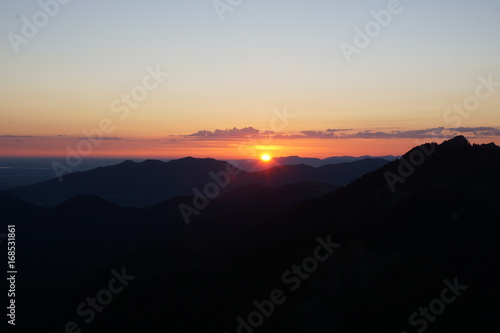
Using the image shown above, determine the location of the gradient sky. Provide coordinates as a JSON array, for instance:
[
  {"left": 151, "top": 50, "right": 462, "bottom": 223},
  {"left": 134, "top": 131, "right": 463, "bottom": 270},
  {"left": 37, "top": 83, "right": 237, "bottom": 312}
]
[{"left": 1, "top": 0, "right": 499, "bottom": 159}]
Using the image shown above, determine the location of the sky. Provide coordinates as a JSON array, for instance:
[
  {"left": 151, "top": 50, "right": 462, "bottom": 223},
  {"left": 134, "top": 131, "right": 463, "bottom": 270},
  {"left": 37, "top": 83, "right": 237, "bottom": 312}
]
[{"left": 1, "top": 0, "right": 500, "bottom": 159}]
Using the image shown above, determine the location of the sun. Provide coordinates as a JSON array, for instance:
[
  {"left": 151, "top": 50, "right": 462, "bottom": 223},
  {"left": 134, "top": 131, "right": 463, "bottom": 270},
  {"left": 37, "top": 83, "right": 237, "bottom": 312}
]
[{"left": 261, "top": 154, "right": 272, "bottom": 162}]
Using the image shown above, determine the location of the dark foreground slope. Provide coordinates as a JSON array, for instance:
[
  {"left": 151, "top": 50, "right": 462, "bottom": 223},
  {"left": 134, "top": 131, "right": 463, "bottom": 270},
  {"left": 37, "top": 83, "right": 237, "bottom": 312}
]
[
  {"left": 0, "top": 181, "right": 336, "bottom": 331},
  {"left": 1, "top": 136, "right": 499, "bottom": 332},
  {"left": 91, "top": 136, "right": 499, "bottom": 332}
]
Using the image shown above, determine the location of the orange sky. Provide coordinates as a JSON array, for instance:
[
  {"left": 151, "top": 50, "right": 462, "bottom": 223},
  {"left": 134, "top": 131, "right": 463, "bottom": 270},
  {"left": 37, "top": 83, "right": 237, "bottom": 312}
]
[
  {"left": 1, "top": 135, "right": 498, "bottom": 160},
  {"left": 1, "top": 1, "right": 499, "bottom": 159}
]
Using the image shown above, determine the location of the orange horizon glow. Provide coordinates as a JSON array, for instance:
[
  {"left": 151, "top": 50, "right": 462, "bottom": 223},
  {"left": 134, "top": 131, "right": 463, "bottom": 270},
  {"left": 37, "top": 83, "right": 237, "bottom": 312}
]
[{"left": 1, "top": 136, "right": 499, "bottom": 160}]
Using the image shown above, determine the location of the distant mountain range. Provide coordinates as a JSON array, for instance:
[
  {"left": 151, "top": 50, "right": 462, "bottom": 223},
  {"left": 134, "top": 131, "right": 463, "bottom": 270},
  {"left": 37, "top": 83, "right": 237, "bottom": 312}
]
[
  {"left": 2, "top": 136, "right": 499, "bottom": 332},
  {"left": 0, "top": 157, "right": 137, "bottom": 190},
  {"left": 0, "top": 155, "right": 396, "bottom": 190},
  {"left": 4, "top": 157, "right": 389, "bottom": 207},
  {"left": 227, "top": 155, "right": 397, "bottom": 171}
]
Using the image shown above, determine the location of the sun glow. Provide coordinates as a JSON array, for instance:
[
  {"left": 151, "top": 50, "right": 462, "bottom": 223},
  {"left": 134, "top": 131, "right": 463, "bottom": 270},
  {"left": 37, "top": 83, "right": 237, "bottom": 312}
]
[{"left": 261, "top": 154, "right": 272, "bottom": 162}]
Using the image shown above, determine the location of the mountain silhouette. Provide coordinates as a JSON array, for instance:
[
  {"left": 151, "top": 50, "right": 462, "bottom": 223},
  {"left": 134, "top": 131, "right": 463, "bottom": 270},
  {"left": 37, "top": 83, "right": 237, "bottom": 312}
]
[
  {"left": 232, "top": 158, "right": 389, "bottom": 189},
  {"left": 4, "top": 157, "right": 388, "bottom": 207},
  {"left": 102, "top": 136, "right": 499, "bottom": 332},
  {"left": 2, "top": 136, "right": 499, "bottom": 332},
  {"left": 5, "top": 157, "right": 237, "bottom": 207},
  {"left": 229, "top": 155, "right": 396, "bottom": 171}
]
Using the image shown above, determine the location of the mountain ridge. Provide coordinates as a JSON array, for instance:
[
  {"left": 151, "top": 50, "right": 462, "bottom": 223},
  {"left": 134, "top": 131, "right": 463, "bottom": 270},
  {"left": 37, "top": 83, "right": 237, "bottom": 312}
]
[{"left": 4, "top": 157, "right": 388, "bottom": 207}]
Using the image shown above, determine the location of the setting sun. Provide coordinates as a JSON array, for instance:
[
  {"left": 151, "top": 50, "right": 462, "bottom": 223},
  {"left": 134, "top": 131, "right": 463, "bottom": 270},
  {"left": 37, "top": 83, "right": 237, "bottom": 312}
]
[{"left": 261, "top": 154, "right": 272, "bottom": 162}]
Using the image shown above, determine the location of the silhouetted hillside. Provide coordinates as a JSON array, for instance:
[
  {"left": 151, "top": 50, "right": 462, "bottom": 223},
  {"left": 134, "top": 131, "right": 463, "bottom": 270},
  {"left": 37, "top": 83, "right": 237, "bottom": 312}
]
[
  {"left": 228, "top": 155, "right": 396, "bottom": 171},
  {"left": 0, "top": 180, "right": 338, "bottom": 329},
  {"left": 5, "top": 157, "right": 237, "bottom": 207},
  {"left": 2, "top": 136, "right": 499, "bottom": 332},
  {"left": 4, "top": 157, "right": 386, "bottom": 207},
  {"left": 90, "top": 136, "right": 499, "bottom": 332},
  {"left": 233, "top": 158, "right": 389, "bottom": 188}
]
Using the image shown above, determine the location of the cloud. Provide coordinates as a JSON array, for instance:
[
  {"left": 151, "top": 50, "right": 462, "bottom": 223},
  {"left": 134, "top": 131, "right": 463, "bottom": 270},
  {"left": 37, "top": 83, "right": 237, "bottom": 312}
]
[
  {"left": 0, "top": 135, "right": 34, "bottom": 142},
  {"left": 186, "top": 127, "right": 265, "bottom": 139},
  {"left": 326, "top": 128, "right": 352, "bottom": 132},
  {"left": 449, "top": 127, "right": 500, "bottom": 137},
  {"left": 284, "top": 127, "right": 500, "bottom": 140},
  {"left": 277, "top": 127, "right": 450, "bottom": 139},
  {"left": 273, "top": 134, "right": 308, "bottom": 139},
  {"left": 174, "top": 126, "right": 500, "bottom": 141},
  {"left": 76, "top": 137, "right": 124, "bottom": 141},
  {"left": 300, "top": 130, "right": 337, "bottom": 138},
  {"left": 353, "top": 127, "right": 448, "bottom": 139}
]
